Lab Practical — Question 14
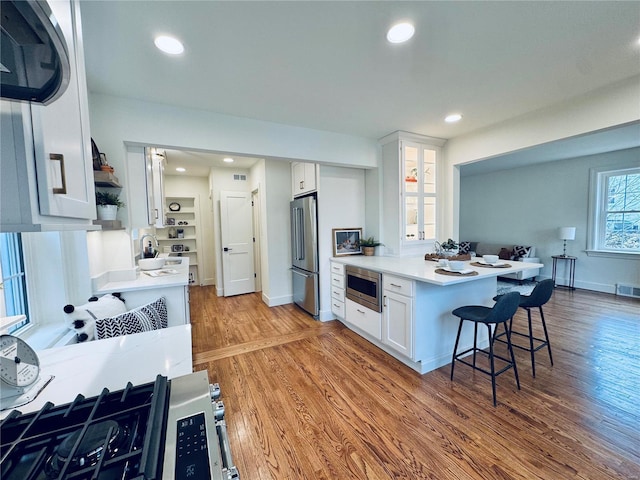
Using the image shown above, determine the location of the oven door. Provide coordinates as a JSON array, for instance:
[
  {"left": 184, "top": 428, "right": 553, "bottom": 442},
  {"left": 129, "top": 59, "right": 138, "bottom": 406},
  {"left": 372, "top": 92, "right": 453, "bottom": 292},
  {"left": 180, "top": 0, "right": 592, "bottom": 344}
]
[{"left": 345, "top": 266, "right": 382, "bottom": 312}]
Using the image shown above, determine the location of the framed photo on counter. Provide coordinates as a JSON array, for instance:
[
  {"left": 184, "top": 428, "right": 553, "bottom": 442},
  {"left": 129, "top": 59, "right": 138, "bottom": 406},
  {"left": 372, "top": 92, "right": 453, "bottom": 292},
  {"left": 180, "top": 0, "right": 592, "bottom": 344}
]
[{"left": 332, "top": 228, "right": 362, "bottom": 256}]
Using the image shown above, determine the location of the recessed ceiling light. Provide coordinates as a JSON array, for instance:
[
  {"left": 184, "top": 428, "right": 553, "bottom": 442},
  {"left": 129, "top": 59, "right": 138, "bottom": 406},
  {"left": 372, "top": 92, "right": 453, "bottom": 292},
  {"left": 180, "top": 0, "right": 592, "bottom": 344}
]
[
  {"left": 445, "top": 113, "right": 463, "bottom": 123},
  {"left": 175, "top": 167, "right": 186, "bottom": 172},
  {"left": 223, "top": 157, "right": 234, "bottom": 163},
  {"left": 387, "top": 23, "right": 415, "bottom": 44},
  {"left": 154, "top": 35, "right": 184, "bottom": 55}
]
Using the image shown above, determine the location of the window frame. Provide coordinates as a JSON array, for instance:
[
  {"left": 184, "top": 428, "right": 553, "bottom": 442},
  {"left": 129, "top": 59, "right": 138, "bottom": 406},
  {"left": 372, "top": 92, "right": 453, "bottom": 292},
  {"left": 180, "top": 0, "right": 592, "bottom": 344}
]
[
  {"left": 587, "top": 163, "right": 640, "bottom": 259},
  {"left": 0, "top": 233, "right": 30, "bottom": 333}
]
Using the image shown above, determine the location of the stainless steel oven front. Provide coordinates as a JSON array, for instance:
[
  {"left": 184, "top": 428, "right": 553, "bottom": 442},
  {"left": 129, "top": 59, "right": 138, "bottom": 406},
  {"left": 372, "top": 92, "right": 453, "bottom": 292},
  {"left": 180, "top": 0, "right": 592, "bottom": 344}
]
[{"left": 345, "top": 265, "right": 382, "bottom": 312}]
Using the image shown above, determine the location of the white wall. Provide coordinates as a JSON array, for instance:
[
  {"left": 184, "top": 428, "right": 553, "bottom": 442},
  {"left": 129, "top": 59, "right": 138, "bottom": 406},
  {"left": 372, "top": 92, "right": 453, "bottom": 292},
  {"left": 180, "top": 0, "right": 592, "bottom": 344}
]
[
  {"left": 318, "top": 165, "right": 366, "bottom": 321},
  {"left": 460, "top": 147, "right": 640, "bottom": 293},
  {"left": 444, "top": 76, "right": 640, "bottom": 241},
  {"left": 262, "top": 160, "right": 294, "bottom": 306}
]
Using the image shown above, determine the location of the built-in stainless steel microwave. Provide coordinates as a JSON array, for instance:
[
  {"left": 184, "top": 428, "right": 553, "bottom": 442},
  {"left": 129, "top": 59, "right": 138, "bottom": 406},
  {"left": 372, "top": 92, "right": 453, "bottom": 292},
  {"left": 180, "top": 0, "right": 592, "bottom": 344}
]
[{"left": 345, "top": 265, "right": 382, "bottom": 312}]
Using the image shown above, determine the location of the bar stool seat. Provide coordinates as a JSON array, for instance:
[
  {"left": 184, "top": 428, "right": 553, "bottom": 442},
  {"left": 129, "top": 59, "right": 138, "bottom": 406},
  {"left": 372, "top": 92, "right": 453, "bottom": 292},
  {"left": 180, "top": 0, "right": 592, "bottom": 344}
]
[
  {"left": 493, "top": 279, "right": 555, "bottom": 377},
  {"left": 450, "top": 291, "right": 521, "bottom": 406}
]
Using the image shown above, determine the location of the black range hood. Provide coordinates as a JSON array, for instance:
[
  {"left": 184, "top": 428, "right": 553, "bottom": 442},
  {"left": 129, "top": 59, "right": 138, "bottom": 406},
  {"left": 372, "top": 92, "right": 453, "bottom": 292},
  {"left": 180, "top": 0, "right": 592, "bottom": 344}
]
[{"left": 1, "top": 0, "right": 70, "bottom": 104}]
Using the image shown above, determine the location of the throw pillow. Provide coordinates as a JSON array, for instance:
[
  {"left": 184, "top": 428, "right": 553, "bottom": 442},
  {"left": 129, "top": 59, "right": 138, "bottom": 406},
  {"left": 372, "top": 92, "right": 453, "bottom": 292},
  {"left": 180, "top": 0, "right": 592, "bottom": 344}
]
[
  {"left": 498, "top": 248, "right": 512, "bottom": 260},
  {"left": 513, "top": 245, "right": 532, "bottom": 260},
  {"left": 95, "top": 297, "right": 168, "bottom": 340},
  {"left": 63, "top": 293, "right": 126, "bottom": 343},
  {"left": 458, "top": 241, "right": 471, "bottom": 254}
]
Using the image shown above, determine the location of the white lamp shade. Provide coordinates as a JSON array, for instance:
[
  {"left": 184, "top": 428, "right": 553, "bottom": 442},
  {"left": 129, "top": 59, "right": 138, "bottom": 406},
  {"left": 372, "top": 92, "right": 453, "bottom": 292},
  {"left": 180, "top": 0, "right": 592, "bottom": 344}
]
[{"left": 558, "top": 227, "right": 576, "bottom": 240}]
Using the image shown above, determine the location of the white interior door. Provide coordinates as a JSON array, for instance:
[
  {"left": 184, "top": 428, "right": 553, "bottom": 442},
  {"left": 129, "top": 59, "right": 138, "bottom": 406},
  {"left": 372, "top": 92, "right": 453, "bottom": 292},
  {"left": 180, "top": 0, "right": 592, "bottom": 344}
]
[{"left": 220, "top": 191, "right": 255, "bottom": 296}]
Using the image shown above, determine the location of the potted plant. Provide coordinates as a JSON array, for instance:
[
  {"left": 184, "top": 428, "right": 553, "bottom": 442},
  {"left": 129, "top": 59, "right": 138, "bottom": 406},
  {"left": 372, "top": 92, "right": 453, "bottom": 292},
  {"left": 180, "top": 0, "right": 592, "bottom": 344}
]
[
  {"left": 95, "top": 191, "right": 125, "bottom": 221},
  {"left": 437, "top": 238, "right": 459, "bottom": 256},
  {"left": 359, "top": 237, "right": 383, "bottom": 256}
]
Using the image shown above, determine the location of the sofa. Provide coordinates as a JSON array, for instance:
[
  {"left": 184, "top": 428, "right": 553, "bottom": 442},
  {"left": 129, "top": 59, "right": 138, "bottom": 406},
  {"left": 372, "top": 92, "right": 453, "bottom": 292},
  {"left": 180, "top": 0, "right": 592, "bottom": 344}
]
[{"left": 461, "top": 241, "right": 541, "bottom": 281}]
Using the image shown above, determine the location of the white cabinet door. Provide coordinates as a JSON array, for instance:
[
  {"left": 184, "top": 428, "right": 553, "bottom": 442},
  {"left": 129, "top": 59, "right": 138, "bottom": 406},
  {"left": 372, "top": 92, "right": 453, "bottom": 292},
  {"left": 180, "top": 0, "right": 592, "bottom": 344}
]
[
  {"left": 345, "top": 298, "right": 381, "bottom": 340},
  {"left": 150, "top": 153, "right": 165, "bottom": 227},
  {"left": 31, "top": 0, "right": 94, "bottom": 220},
  {"left": 382, "top": 291, "right": 413, "bottom": 359},
  {"left": 380, "top": 132, "right": 445, "bottom": 256},
  {"left": 292, "top": 162, "right": 317, "bottom": 197}
]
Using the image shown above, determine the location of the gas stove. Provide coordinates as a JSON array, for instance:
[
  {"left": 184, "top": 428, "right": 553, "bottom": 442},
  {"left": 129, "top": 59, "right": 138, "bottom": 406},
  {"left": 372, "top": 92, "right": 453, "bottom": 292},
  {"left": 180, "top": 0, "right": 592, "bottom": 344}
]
[{"left": 0, "top": 371, "right": 239, "bottom": 480}]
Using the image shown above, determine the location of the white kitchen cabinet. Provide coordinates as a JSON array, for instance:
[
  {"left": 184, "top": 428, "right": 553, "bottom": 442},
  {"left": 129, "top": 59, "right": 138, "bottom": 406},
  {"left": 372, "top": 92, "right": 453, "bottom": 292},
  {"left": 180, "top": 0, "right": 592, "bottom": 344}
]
[
  {"left": 330, "top": 261, "right": 345, "bottom": 319},
  {"left": 149, "top": 149, "right": 166, "bottom": 228},
  {"left": 0, "top": 0, "right": 96, "bottom": 232},
  {"left": 120, "top": 285, "right": 191, "bottom": 327},
  {"left": 125, "top": 146, "right": 166, "bottom": 229},
  {"left": 292, "top": 162, "right": 318, "bottom": 197},
  {"left": 345, "top": 298, "right": 381, "bottom": 340},
  {"left": 379, "top": 131, "right": 445, "bottom": 255},
  {"left": 382, "top": 274, "right": 414, "bottom": 359}
]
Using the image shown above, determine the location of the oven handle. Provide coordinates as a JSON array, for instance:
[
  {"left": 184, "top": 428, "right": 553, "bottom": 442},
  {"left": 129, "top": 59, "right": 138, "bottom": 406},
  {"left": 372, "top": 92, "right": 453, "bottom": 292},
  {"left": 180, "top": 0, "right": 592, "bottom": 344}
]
[{"left": 216, "top": 419, "right": 240, "bottom": 479}]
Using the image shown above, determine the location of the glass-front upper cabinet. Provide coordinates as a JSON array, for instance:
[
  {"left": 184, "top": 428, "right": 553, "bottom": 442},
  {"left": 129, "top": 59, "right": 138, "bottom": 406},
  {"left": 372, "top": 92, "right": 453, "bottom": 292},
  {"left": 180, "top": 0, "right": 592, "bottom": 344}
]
[
  {"left": 402, "top": 142, "right": 437, "bottom": 244},
  {"left": 380, "top": 131, "right": 445, "bottom": 256}
]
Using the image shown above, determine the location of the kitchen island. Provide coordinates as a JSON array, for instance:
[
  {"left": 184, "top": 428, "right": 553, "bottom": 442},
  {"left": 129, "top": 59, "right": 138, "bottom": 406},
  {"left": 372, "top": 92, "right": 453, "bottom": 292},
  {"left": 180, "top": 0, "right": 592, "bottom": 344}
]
[
  {"left": 0, "top": 325, "right": 192, "bottom": 419},
  {"left": 330, "top": 255, "right": 543, "bottom": 374}
]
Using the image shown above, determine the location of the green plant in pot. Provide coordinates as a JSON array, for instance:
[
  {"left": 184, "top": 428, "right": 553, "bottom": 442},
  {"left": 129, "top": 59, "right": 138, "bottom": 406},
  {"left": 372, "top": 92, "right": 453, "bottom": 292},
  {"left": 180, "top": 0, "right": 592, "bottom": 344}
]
[
  {"left": 360, "top": 236, "right": 383, "bottom": 256},
  {"left": 437, "top": 238, "right": 459, "bottom": 256},
  {"left": 95, "top": 191, "right": 125, "bottom": 221}
]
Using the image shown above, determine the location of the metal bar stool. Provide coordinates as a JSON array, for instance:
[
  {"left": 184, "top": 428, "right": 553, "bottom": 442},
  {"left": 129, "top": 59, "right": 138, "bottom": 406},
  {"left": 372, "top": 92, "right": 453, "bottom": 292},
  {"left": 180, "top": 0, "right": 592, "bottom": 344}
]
[
  {"left": 450, "top": 291, "right": 521, "bottom": 406},
  {"left": 493, "top": 279, "right": 555, "bottom": 377}
]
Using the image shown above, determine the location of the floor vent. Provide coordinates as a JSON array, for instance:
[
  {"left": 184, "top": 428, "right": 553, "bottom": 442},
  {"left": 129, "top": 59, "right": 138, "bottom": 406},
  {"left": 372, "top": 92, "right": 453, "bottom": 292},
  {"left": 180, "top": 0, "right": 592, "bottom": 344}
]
[{"left": 616, "top": 283, "right": 640, "bottom": 299}]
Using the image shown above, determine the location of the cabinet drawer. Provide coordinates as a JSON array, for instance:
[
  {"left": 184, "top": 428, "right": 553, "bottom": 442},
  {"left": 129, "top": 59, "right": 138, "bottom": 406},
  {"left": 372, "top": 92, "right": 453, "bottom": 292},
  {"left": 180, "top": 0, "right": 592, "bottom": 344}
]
[
  {"left": 330, "top": 262, "right": 345, "bottom": 275},
  {"left": 383, "top": 274, "right": 413, "bottom": 297},
  {"left": 331, "top": 273, "right": 345, "bottom": 289},
  {"left": 346, "top": 299, "right": 381, "bottom": 340},
  {"left": 331, "top": 298, "right": 345, "bottom": 319},
  {"left": 331, "top": 286, "right": 344, "bottom": 302}
]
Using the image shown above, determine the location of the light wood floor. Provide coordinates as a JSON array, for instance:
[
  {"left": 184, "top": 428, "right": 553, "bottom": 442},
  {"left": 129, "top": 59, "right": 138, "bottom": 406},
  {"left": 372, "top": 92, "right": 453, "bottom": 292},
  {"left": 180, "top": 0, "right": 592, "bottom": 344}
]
[{"left": 190, "top": 286, "right": 640, "bottom": 480}]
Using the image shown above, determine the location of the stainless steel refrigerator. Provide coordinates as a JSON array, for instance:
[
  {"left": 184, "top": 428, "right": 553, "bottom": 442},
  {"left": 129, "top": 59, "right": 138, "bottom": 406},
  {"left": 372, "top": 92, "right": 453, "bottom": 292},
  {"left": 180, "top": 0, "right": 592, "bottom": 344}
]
[{"left": 290, "top": 194, "right": 319, "bottom": 317}]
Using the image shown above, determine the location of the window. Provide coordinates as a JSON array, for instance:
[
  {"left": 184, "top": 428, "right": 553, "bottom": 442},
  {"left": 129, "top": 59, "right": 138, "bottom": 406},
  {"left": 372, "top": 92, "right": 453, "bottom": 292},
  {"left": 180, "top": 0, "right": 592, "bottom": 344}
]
[
  {"left": 588, "top": 166, "right": 640, "bottom": 255},
  {"left": 0, "top": 233, "right": 30, "bottom": 332}
]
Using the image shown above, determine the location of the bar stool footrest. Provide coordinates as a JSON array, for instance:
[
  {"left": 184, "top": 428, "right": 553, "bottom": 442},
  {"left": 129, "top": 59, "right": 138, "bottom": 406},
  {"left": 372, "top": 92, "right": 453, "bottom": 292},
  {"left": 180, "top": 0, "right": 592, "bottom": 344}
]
[
  {"left": 495, "top": 330, "right": 549, "bottom": 353},
  {"left": 454, "top": 348, "right": 516, "bottom": 378}
]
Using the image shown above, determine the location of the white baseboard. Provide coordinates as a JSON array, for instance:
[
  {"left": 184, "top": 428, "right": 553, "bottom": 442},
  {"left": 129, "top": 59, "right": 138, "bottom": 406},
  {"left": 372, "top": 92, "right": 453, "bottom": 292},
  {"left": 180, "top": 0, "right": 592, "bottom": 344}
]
[
  {"left": 261, "top": 293, "right": 292, "bottom": 307},
  {"left": 537, "top": 275, "right": 616, "bottom": 294}
]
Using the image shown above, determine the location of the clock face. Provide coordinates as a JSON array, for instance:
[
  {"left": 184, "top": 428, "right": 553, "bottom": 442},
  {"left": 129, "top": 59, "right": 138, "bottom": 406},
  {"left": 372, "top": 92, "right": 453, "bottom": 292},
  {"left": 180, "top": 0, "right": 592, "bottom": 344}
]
[{"left": 0, "top": 335, "right": 40, "bottom": 387}]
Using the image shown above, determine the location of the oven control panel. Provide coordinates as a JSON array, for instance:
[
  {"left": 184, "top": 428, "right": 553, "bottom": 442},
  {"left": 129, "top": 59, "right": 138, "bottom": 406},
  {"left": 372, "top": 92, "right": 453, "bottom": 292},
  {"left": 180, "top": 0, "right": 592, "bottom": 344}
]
[
  {"left": 176, "top": 412, "right": 211, "bottom": 480},
  {"left": 163, "top": 371, "right": 225, "bottom": 480}
]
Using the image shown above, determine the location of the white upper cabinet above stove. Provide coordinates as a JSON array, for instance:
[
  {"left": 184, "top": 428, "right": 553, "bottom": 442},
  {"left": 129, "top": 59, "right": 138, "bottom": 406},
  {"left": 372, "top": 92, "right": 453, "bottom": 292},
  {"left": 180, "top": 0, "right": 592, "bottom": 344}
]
[{"left": 1, "top": 0, "right": 96, "bottom": 232}]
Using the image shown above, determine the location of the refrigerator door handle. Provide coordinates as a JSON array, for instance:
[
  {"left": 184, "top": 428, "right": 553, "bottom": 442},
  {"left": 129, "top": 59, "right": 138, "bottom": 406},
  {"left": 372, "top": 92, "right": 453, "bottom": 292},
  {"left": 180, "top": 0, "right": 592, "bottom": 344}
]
[
  {"left": 290, "top": 268, "right": 311, "bottom": 277},
  {"left": 297, "top": 208, "right": 305, "bottom": 261}
]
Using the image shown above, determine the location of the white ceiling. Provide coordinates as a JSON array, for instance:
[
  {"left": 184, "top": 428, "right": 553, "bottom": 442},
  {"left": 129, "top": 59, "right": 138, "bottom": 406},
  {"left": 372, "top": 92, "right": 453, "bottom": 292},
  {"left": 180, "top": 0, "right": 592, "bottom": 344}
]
[
  {"left": 162, "top": 149, "right": 258, "bottom": 177},
  {"left": 80, "top": 1, "right": 640, "bottom": 173}
]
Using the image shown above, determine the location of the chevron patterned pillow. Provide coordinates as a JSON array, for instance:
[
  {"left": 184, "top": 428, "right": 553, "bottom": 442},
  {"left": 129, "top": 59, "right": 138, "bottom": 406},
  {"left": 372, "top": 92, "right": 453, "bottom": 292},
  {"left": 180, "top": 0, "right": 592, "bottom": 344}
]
[{"left": 95, "top": 297, "right": 168, "bottom": 340}]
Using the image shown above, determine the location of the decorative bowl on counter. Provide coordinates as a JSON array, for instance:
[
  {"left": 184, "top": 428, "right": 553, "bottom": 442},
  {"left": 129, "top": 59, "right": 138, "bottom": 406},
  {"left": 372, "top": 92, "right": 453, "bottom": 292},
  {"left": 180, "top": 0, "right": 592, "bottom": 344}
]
[{"left": 138, "top": 258, "right": 166, "bottom": 271}]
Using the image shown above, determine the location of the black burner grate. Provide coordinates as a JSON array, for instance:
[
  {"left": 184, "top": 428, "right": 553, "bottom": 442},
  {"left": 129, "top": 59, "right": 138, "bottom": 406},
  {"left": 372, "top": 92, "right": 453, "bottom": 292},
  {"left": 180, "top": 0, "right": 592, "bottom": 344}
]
[{"left": 0, "top": 375, "right": 170, "bottom": 480}]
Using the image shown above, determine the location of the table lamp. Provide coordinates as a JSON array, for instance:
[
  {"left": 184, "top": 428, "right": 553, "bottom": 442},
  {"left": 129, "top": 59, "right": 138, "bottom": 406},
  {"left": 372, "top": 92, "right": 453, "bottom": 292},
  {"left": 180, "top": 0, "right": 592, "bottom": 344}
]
[{"left": 558, "top": 227, "right": 576, "bottom": 257}]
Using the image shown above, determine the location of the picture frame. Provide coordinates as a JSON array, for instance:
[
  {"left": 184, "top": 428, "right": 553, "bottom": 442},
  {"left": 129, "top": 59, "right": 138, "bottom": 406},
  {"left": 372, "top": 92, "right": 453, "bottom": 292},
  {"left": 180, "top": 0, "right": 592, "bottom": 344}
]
[
  {"left": 332, "top": 228, "right": 363, "bottom": 256},
  {"left": 166, "top": 217, "right": 175, "bottom": 225},
  {"left": 171, "top": 244, "right": 184, "bottom": 253}
]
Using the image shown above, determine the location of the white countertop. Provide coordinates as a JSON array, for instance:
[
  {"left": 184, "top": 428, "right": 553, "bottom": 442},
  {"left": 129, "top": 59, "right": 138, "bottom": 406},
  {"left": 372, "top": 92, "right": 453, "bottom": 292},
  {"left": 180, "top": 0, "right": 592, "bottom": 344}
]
[
  {"left": 94, "top": 257, "right": 189, "bottom": 294},
  {"left": 1, "top": 324, "right": 193, "bottom": 418},
  {"left": 332, "top": 255, "right": 543, "bottom": 285}
]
